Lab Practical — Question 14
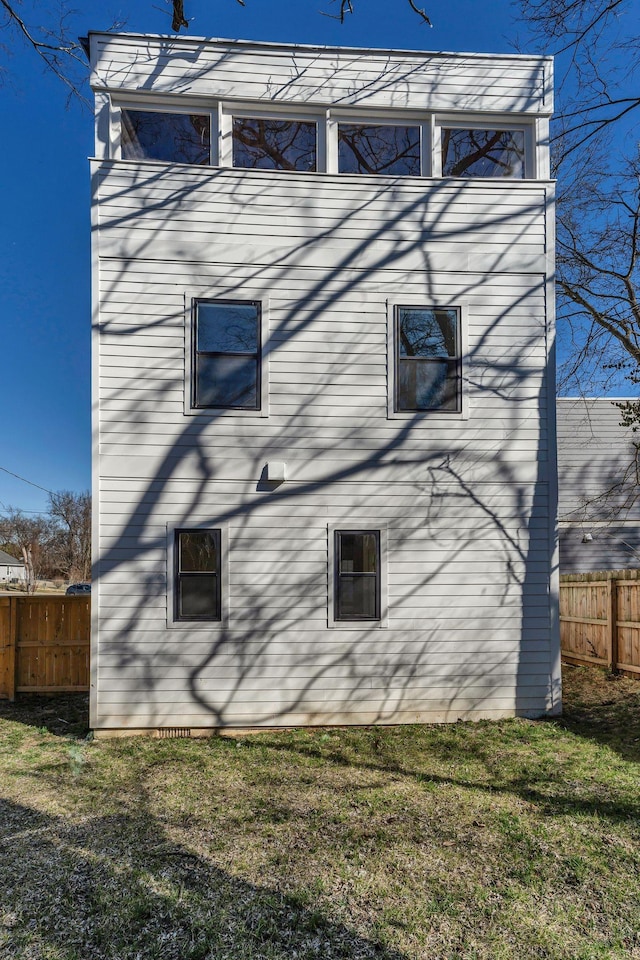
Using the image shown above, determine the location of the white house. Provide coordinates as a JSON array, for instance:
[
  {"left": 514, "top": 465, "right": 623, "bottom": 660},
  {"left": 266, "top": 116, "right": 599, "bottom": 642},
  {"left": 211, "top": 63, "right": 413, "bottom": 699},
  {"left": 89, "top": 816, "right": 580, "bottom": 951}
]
[
  {"left": 89, "top": 32, "right": 560, "bottom": 734},
  {"left": 557, "top": 397, "right": 640, "bottom": 572},
  {"left": 0, "top": 549, "right": 25, "bottom": 583}
]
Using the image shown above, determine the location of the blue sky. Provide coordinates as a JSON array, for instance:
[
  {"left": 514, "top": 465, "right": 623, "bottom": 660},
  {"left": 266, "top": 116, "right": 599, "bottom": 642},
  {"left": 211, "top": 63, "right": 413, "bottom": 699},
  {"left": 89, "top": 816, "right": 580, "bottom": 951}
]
[{"left": 0, "top": 0, "right": 551, "bottom": 515}]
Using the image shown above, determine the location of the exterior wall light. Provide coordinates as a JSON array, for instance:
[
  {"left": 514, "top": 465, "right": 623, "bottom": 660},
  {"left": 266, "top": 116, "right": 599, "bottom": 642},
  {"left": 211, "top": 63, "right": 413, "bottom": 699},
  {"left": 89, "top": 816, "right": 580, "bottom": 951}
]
[{"left": 266, "top": 462, "right": 287, "bottom": 483}]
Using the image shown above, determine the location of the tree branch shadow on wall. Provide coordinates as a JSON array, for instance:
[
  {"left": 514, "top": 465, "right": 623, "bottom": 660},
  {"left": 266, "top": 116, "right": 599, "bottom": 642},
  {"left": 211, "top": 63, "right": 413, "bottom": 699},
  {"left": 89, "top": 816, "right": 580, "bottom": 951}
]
[{"left": 93, "top": 63, "right": 556, "bottom": 731}]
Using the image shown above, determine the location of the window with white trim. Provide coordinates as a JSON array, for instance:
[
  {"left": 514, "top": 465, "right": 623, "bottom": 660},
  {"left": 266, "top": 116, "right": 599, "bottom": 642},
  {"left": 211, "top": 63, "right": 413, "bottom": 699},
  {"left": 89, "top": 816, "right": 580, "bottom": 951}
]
[{"left": 113, "top": 98, "right": 538, "bottom": 180}]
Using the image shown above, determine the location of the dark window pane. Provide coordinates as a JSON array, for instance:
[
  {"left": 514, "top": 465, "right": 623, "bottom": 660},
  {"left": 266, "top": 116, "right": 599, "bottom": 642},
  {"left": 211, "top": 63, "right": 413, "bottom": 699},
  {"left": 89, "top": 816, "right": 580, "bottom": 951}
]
[
  {"left": 197, "top": 302, "right": 258, "bottom": 354},
  {"left": 233, "top": 118, "right": 317, "bottom": 171},
  {"left": 122, "top": 110, "right": 210, "bottom": 165},
  {"left": 398, "top": 359, "right": 459, "bottom": 411},
  {"left": 338, "top": 124, "right": 420, "bottom": 175},
  {"left": 179, "top": 532, "right": 218, "bottom": 572},
  {"left": 179, "top": 576, "right": 219, "bottom": 618},
  {"left": 442, "top": 128, "right": 525, "bottom": 178},
  {"left": 337, "top": 576, "right": 378, "bottom": 619},
  {"left": 399, "top": 308, "right": 458, "bottom": 358},
  {"left": 339, "top": 533, "right": 378, "bottom": 573},
  {"left": 196, "top": 355, "right": 258, "bottom": 408}
]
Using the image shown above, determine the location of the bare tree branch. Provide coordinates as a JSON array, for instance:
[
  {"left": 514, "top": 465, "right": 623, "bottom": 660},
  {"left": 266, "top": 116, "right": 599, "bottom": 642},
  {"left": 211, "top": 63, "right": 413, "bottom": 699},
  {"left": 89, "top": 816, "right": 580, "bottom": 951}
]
[
  {"left": 519, "top": 0, "right": 640, "bottom": 405},
  {"left": 171, "top": 0, "right": 188, "bottom": 31},
  {"left": 0, "top": 0, "right": 90, "bottom": 100}
]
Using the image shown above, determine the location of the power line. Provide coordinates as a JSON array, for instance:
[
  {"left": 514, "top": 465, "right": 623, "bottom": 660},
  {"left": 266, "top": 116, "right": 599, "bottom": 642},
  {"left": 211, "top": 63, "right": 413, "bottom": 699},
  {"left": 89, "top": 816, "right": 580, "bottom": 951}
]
[
  {"left": 0, "top": 465, "right": 53, "bottom": 496},
  {"left": 0, "top": 501, "right": 48, "bottom": 516}
]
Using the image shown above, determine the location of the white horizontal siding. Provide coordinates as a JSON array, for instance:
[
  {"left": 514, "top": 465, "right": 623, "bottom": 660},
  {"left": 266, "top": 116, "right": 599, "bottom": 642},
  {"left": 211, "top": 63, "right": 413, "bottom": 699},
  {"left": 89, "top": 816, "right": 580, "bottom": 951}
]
[
  {"left": 93, "top": 496, "right": 554, "bottom": 724},
  {"left": 91, "top": 34, "right": 551, "bottom": 115},
  {"left": 94, "top": 190, "right": 548, "bottom": 473},
  {"left": 94, "top": 706, "right": 551, "bottom": 729},
  {"left": 97, "top": 648, "right": 552, "bottom": 671},
  {"left": 97, "top": 674, "right": 552, "bottom": 698},
  {"left": 92, "top": 43, "right": 557, "bottom": 729},
  {"left": 94, "top": 471, "right": 553, "bottom": 728},
  {"left": 98, "top": 503, "right": 549, "bottom": 522},
  {"left": 97, "top": 456, "right": 549, "bottom": 487},
  {"left": 95, "top": 163, "right": 549, "bottom": 274}
]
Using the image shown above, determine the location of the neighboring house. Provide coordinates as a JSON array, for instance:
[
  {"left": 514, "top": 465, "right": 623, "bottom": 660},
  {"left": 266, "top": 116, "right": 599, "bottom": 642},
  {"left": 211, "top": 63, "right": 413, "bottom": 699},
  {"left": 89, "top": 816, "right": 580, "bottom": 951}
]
[
  {"left": 557, "top": 397, "right": 640, "bottom": 572},
  {"left": 89, "top": 32, "right": 559, "bottom": 734},
  {"left": 0, "top": 549, "right": 25, "bottom": 583}
]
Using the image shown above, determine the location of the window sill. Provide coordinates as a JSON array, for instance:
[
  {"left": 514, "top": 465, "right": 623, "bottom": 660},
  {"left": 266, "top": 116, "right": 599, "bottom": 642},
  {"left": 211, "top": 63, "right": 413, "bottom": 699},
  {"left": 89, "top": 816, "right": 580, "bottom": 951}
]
[
  {"left": 165, "top": 619, "right": 228, "bottom": 631},
  {"left": 328, "top": 619, "right": 388, "bottom": 630},
  {"left": 183, "top": 406, "right": 269, "bottom": 419},
  {"left": 387, "top": 408, "right": 469, "bottom": 422},
  {"left": 94, "top": 159, "right": 553, "bottom": 185}
]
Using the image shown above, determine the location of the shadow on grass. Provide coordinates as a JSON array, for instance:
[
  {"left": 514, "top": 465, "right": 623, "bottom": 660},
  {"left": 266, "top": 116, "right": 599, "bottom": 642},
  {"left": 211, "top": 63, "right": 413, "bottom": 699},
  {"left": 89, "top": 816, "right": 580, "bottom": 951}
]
[
  {"left": 246, "top": 726, "right": 640, "bottom": 825},
  {"left": 0, "top": 795, "right": 406, "bottom": 960},
  {"left": 2, "top": 664, "right": 639, "bottom": 836},
  {"left": 557, "top": 664, "right": 640, "bottom": 764},
  {"left": 0, "top": 694, "right": 90, "bottom": 739}
]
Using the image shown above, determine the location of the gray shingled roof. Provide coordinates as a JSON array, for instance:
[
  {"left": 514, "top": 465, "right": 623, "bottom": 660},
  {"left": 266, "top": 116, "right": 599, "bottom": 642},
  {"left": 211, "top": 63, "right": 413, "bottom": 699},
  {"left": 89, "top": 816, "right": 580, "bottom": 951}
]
[{"left": 0, "top": 549, "right": 24, "bottom": 566}]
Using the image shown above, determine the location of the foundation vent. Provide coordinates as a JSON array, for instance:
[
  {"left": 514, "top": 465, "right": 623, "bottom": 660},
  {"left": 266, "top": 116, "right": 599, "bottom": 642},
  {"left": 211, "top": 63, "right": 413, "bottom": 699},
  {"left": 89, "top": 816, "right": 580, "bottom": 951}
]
[{"left": 156, "top": 728, "right": 191, "bottom": 739}]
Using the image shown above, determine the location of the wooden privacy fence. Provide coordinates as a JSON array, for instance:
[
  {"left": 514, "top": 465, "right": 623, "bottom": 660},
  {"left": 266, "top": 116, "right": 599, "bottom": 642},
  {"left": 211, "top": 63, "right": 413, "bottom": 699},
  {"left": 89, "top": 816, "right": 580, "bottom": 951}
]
[
  {"left": 560, "top": 570, "right": 640, "bottom": 677},
  {"left": 0, "top": 596, "right": 90, "bottom": 699}
]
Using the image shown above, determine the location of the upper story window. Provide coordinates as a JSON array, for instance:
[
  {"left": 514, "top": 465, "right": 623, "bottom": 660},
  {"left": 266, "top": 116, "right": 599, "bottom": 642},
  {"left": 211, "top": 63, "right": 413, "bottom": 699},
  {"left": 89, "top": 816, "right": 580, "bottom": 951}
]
[
  {"left": 232, "top": 117, "right": 317, "bottom": 171},
  {"left": 441, "top": 127, "right": 526, "bottom": 178},
  {"left": 395, "top": 306, "right": 461, "bottom": 412},
  {"left": 193, "top": 300, "right": 261, "bottom": 410},
  {"left": 337, "top": 123, "right": 421, "bottom": 176},
  {"left": 113, "top": 100, "right": 538, "bottom": 181},
  {"left": 121, "top": 109, "right": 211, "bottom": 164}
]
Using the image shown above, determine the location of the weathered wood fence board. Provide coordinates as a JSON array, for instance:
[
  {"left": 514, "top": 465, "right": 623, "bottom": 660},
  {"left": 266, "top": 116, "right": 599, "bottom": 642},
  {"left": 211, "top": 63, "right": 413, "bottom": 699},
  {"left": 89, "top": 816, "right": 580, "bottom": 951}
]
[
  {"left": 560, "top": 571, "right": 640, "bottom": 677},
  {"left": 0, "top": 596, "right": 90, "bottom": 699}
]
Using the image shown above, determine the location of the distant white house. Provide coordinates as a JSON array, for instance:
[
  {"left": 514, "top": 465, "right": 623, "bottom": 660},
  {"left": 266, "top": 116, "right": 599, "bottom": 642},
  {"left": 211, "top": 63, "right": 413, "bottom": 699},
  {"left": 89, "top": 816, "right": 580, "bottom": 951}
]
[
  {"left": 89, "top": 32, "right": 560, "bottom": 734},
  {"left": 557, "top": 398, "right": 640, "bottom": 572},
  {"left": 0, "top": 549, "right": 25, "bottom": 582}
]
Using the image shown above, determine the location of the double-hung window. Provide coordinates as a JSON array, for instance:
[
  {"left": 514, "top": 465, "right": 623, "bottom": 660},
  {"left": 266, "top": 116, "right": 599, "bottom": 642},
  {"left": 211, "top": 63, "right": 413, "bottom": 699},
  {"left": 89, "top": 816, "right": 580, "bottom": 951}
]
[
  {"left": 175, "top": 529, "right": 221, "bottom": 621},
  {"left": 334, "top": 530, "right": 381, "bottom": 621},
  {"left": 395, "top": 305, "right": 461, "bottom": 413},
  {"left": 192, "top": 300, "right": 261, "bottom": 410}
]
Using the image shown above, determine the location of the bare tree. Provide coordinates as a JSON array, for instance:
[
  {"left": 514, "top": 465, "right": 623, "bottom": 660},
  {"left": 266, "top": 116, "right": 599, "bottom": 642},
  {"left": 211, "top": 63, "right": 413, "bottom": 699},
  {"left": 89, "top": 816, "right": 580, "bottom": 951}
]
[
  {"left": 557, "top": 156, "right": 640, "bottom": 393},
  {"left": 518, "top": 0, "right": 639, "bottom": 159},
  {"left": 48, "top": 490, "right": 92, "bottom": 582},
  {"left": 518, "top": 0, "right": 640, "bottom": 397},
  {"left": 169, "top": 0, "right": 432, "bottom": 30},
  {"left": 0, "top": 0, "right": 95, "bottom": 99},
  {"left": 0, "top": 508, "right": 53, "bottom": 593}
]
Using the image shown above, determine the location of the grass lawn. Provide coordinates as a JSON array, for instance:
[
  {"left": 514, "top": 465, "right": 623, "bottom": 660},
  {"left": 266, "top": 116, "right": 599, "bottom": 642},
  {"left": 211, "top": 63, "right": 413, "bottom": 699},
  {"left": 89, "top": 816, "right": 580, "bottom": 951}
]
[{"left": 0, "top": 665, "right": 639, "bottom": 960}]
